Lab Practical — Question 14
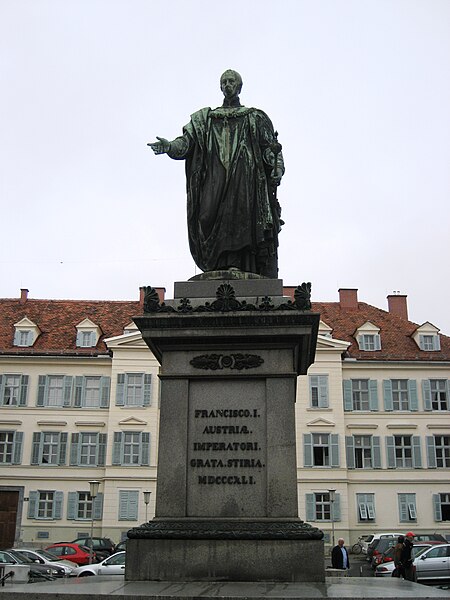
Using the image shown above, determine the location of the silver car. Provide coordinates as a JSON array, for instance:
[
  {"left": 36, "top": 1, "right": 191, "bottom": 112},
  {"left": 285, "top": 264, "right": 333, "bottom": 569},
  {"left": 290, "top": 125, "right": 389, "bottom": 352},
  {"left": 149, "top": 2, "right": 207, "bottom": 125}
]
[
  {"left": 70, "top": 551, "right": 126, "bottom": 577},
  {"left": 375, "top": 544, "right": 435, "bottom": 577},
  {"left": 12, "top": 548, "right": 77, "bottom": 576},
  {"left": 415, "top": 543, "right": 450, "bottom": 582}
]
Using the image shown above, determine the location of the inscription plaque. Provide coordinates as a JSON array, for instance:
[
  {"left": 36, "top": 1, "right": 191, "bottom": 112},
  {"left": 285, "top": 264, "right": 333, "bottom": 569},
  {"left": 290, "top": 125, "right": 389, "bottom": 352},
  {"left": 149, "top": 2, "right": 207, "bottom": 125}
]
[{"left": 187, "top": 379, "right": 266, "bottom": 517}]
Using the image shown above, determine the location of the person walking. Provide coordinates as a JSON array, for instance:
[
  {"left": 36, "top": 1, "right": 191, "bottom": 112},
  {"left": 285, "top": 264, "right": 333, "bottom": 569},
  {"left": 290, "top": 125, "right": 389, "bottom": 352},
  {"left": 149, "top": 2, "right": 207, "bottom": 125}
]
[
  {"left": 400, "top": 532, "right": 415, "bottom": 581},
  {"left": 392, "top": 535, "right": 405, "bottom": 577},
  {"left": 331, "top": 538, "right": 350, "bottom": 571}
]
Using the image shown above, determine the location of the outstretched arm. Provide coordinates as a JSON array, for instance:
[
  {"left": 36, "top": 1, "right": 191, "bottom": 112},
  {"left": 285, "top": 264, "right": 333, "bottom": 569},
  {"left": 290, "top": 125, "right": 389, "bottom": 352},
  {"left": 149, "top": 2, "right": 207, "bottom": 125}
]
[{"left": 147, "top": 136, "right": 171, "bottom": 155}]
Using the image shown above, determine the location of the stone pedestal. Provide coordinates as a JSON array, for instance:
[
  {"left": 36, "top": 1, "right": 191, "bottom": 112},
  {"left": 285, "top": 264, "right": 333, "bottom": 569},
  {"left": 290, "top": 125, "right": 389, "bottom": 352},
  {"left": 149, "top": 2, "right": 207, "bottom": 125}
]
[{"left": 127, "top": 277, "right": 324, "bottom": 582}]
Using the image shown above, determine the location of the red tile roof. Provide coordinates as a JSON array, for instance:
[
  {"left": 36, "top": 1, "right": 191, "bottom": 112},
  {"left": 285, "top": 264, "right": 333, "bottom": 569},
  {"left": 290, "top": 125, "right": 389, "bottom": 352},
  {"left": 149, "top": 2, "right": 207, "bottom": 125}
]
[
  {"left": 0, "top": 298, "right": 142, "bottom": 356},
  {"left": 0, "top": 293, "right": 449, "bottom": 362},
  {"left": 312, "top": 301, "right": 450, "bottom": 362}
]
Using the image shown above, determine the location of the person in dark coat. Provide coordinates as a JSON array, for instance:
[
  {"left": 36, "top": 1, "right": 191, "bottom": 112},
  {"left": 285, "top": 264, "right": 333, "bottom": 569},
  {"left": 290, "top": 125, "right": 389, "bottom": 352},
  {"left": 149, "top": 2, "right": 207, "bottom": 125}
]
[
  {"left": 331, "top": 538, "right": 350, "bottom": 570},
  {"left": 392, "top": 535, "right": 405, "bottom": 577},
  {"left": 400, "top": 531, "right": 415, "bottom": 581}
]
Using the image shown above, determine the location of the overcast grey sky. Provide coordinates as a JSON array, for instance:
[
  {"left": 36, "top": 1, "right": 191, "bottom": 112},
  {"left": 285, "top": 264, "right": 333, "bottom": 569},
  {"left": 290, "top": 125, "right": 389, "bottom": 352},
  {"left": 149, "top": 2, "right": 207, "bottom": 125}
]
[{"left": 1, "top": 0, "right": 449, "bottom": 333}]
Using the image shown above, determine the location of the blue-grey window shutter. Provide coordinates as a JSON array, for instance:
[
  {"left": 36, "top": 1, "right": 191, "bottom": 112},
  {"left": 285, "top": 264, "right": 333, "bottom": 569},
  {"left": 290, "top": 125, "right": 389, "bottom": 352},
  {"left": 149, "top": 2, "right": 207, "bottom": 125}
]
[
  {"left": 303, "top": 434, "right": 313, "bottom": 467},
  {"left": 383, "top": 380, "right": 393, "bottom": 411},
  {"left": 98, "top": 433, "right": 107, "bottom": 466},
  {"left": 63, "top": 376, "right": 73, "bottom": 407},
  {"left": 426, "top": 436, "right": 437, "bottom": 468},
  {"left": 0, "top": 375, "right": 3, "bottom": 404},
  {"left": 422, "top": 380, "right": 432, "bottom": 411},
  {"left": 412, "top": 436, "right": 422, "bottom": 468},
  {"left": 67, "top": 492, "right": 77, "bottom": 520},
  {"left": 70, "top": 433, "right": 80, "bottom": 466},
  {"left": 318, "top": 376, "right": 329, "bottom": 408},
  {"left": 54, "top": 491, "right": 63, "bottom": 519},
  {"left": 433, "top": 494, "right": 442, "bottom": 521},
  {"left": 74, "top": 376, "right": 84, "bottom": 408},
  {"left": 369, "top": 380, "right": 379, "bottom": 411},
  {"left": 386, "top": 436, "right": 396, "bottom": 468},
  {"left": 332, "top": 493, "right": 341, "bottom": 521},
  {"left": 434, "top": 336, "right": 441, "bottom": 351},
  {"left": 398, "top": 494, "right": 408, "bottom": 522},
  {"left": 112, "top": 432, "right": 122, "bottom": 465},
  {"left": 305, "top": 494, "right": 315, "bottom": 521},
  {"left": 100, "top": 377, "right": 110, "bottom": 408},
  {"left": 19, "top": 375, "right": 29, "bottom": 406},
  {"left": 343, "top": 380, "right": 353, "bottom": 411},
  {"left": 330, "top": 434, "right": 340, "bottom": 467},
  {"left": 28, "top": 491, "right": 39, "bottom": 518},
  {"left": 13, "top": 330, "right": 21, "bottom": 346},
  {"left": 345, "top": 436, "right": 355, "bottom": 469},
  {"left": 372, "top": 436, "right": 382, "bottom": 468},
  {"left": 31, "top": 432, "right": 41, "bottom": 465},
  {"left": 116, "top": 374, "right": 125, "bottom": 406},
  {"left": 93, "top": 493, "right": 103, "bottom": 520},
  {"left": 119, "top": 491, "right": 129, "bottom": 520},
  {"left": 141, "top": 433, "right": 150, "bottom": 465},
  {"left": 374, "top": 334, "right": 381, "bottom": 350},
  {"left": 408, "top": 380, "right": 418, "bottom": 411},
  {"left": 12, "top": 431, "right": 23, "bottom": 464},
  {"left": 37, "top": 375, "right": 47, "bottom": 406},
  {"left": 143, "top": 375, "right": 152, "bottom": 406},
  {"left": 76, "top": 331, "right": 83, "bottom": 347},
  {"left": 59, "top": 432, "right": 68, "bottom": 465}
]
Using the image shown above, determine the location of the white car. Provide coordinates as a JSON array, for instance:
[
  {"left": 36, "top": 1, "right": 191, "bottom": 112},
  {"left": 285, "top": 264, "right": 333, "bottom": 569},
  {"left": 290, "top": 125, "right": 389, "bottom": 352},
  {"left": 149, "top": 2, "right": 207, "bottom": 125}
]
[
  {"left": 12, "top": 548, "right": 77, "bottom": 576},
  {"left": 70, "top": 551, "right": 126, "bottom": 577}
]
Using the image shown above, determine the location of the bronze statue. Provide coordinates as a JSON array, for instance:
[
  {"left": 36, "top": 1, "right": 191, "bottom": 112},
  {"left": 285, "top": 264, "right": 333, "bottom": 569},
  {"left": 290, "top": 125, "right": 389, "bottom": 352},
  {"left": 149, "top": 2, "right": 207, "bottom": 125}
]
[{"left": 148, "top": 70, "right": 284, "bottom": 278}]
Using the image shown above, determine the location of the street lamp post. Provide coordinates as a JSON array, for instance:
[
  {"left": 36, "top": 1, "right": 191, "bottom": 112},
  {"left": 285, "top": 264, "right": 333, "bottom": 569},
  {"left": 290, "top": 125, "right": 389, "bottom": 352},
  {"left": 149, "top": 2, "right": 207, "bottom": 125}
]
[
  {"left": 328, "top": 488, "right": 336, "bottom": 549},
  {"left": 143, "top": 491, "right": 151, "bottom": 522},
  {"left": 89, "top": 480, "right": 100, "bottom": 565}
]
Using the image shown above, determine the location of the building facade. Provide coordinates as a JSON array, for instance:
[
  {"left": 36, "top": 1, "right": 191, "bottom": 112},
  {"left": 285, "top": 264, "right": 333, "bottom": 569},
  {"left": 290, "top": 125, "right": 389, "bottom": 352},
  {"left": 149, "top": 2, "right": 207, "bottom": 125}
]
[{"left": 0, "top": 286, "right": 449, "bottom": 549}]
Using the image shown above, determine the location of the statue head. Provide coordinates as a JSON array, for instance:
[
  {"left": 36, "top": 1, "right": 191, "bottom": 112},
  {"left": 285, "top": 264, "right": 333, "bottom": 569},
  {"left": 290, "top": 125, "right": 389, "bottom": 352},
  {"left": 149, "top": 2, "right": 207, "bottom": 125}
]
[{"left": 220, "top": 70, "right": 243, "bottom": 99}]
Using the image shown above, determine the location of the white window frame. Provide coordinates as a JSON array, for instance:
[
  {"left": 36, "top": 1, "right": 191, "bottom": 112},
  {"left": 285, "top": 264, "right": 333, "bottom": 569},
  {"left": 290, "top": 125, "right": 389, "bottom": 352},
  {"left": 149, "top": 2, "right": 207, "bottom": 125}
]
[{"left": 394, "top": 435, "right": 413, "bottom": 468}]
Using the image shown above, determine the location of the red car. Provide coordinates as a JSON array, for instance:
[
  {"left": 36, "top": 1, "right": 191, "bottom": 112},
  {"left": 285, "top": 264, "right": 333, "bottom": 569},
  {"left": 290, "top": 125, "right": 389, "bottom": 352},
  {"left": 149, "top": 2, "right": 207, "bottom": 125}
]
[{"left": 45, "top": 543, "right": 97, "bottom": 566}]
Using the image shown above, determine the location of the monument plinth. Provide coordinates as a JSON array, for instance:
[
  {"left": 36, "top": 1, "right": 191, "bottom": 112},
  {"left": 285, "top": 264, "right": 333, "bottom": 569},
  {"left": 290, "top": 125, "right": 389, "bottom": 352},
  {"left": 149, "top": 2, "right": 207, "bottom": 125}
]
[{"left": 126, "top": 277, "right": 324, "bottom": 583}]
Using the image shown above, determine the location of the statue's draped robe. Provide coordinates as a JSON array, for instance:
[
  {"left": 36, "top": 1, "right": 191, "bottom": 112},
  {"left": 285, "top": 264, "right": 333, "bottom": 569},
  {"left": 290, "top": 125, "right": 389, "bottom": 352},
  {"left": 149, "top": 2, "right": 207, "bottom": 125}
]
[{"left": 168, "top": 106, "right": 283, "bottom": 278}]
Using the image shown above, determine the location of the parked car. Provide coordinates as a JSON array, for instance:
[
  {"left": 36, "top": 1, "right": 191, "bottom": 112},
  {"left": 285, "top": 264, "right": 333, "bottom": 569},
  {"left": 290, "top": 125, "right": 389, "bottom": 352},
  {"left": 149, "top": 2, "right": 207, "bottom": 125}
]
[
  {"left": 114, "top": 540, "right": 127, "bottom": 553},
  {"left": 11, "top": 548, "right": 76, "bottom": 576},
  {"left": 375, "top": 543, "right": 441, "bottom": 576},
  {"left": 70, "top": 551, "right": 126, "bottom": 577},
  {"left": 0, "top": 549, "right": 65, "bottom": 579},
  {"left": 414, "top": 533, "right": 447, "bottom": 543},
  {"left": 45, "top": 543, "right": 97, "bottom": 565},
  {"left": 371, "top": 537, "right": 402, "bottom": 568},
  {"left": 414, "top": 543, "right": 450, "bottom": 582},
  {"left": 367, "top": 534, "right": 403, "bottom": 563},
  {"left": 71, "top": 537, "right": 116, "bottom": 561}
]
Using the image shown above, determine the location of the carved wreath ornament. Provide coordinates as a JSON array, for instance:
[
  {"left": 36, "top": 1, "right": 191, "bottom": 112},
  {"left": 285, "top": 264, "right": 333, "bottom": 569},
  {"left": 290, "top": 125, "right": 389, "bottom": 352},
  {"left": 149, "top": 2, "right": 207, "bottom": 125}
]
[
  {"left": 190, "top": 353, "right": 264, "bottom": 371},
  {"left": 143, "top": 282, "right": 312, "bottom": 314}
]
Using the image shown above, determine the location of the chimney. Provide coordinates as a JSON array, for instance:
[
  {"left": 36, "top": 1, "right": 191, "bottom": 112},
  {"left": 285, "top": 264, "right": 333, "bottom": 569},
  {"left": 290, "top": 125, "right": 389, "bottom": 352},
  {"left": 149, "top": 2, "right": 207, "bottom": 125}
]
[
  {"left": 139, "top": 286, "right": 166, "bottom": 308},
  {"left": 339, "top": 288, "right": 358, "bottom": 310},
  {"left": 387, "top": 293, "right": 408, "bottom": 321},
  {"left": 20, "top": 288, "right": 29, "bottom": 304}
]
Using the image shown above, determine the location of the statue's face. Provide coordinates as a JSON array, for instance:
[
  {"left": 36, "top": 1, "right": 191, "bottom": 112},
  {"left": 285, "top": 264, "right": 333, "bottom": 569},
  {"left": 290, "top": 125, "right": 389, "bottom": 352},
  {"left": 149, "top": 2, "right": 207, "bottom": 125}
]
[{"left": 220, "top": 72, "right": 241, "bottom": 99}]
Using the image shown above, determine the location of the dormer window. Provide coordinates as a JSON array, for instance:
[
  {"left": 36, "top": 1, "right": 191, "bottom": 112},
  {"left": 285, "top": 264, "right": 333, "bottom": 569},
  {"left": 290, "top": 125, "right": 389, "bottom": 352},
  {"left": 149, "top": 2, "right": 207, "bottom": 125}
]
[
  {"left": 318, "top": 320, "right": 333, "bottom": 338},
  {"left": 355, "top": 322, "right": 381, "bottom": 351},
  {"left": 79, "top": 331, "right": 96, "bottom": 347},
  {"left": 75, "top": 319, "right": 101, "bottom": 349},
  {"left": 13, "top": 317, "right": 40, "bottom": 347},
  {"left": 412, "top": 323, "right": 441, "bottom": 352},
  {"left": 419, "top": 334, "right": 440, "bottom": 351},
  {"left": 359, "top": 334, "right": 381, "bottom": 351}
]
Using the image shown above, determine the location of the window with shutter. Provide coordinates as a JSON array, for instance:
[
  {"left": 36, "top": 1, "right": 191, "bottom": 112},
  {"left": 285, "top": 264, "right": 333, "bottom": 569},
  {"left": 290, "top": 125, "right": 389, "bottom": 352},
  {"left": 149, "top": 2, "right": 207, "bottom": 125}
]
[
  {"left": 118, "top": 490, "right": 139, "bottom": 521},
  {"left": 398, "top": 493, "right": 416, "bottom": 522}
]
